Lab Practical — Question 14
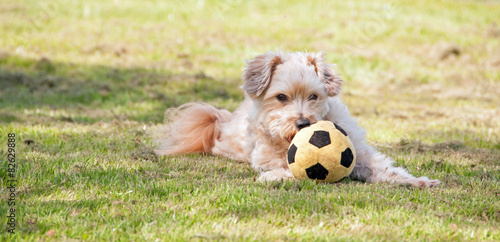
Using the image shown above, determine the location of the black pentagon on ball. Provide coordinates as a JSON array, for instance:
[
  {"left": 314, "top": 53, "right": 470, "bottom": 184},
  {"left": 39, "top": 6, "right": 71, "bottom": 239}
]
[
  {"left": 309, "top": 130, "right": 331, "bottom": 148},
  {"left": 305, "top": 163, "right": 329, "bottom": 180},
  {"left": 334, "top": 123, "right": 348, "bottom": 136},
  {"left": 340, "top": 147, "right": 354, "bottom": 168},
  {"left": 287, "top": 144, "right": 297, "bottom": 164}
]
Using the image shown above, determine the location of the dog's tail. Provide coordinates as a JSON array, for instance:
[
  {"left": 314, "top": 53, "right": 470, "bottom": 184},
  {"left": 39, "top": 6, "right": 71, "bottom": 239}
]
[{"left": 154, "top": 103, "right": 231, "bottom": 155}]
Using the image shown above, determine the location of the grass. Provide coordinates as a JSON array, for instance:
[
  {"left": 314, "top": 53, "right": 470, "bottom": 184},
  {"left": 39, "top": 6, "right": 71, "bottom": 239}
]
[{"left": 1, "top": 0, "right": 499, "bottom": 240}]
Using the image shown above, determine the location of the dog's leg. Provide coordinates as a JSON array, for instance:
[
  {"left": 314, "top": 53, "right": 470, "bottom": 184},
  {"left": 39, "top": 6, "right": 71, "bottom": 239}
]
[
  {"left": 350, "top": 146, "right": 441, "bottom": 187},
  {"left": 212, "top": 99, "right": 253, "bottom": 162},
  {"left": 249, "top": 139, "right": 294, "bottom": 181},
  {"left": 326, "top": 97, "right": 440, "bottom": 187}
]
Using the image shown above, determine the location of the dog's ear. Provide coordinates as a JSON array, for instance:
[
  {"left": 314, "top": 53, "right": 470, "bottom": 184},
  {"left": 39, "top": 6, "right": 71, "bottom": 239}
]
[
  {"left": 307, "top": 52, "right": 343, "bottom": 96},
  {"left": 242, "top": 51, "right": 284, "bottom": 97}
]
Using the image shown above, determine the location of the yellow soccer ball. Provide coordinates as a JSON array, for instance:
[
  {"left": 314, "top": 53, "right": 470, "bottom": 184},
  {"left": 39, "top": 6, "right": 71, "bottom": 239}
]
[{"left": 287, "top": 121, "right": 356, "bottom": 183}]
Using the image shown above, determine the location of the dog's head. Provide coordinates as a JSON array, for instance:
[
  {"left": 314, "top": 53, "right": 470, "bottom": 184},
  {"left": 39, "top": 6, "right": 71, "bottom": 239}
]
[{"left": 242, "top": 51, "right": 343, "bottom": 143}]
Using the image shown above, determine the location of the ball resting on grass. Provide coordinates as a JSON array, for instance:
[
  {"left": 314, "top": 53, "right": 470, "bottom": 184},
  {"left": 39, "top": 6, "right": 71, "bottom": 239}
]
[{"left": 287, "top": 121, "right": 356, "bottom": 183}]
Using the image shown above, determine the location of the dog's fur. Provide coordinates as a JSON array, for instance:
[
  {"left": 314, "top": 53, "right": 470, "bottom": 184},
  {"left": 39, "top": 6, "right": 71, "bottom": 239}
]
[{"left": 156, "top": 51, "right": 440, "bottom": 187}]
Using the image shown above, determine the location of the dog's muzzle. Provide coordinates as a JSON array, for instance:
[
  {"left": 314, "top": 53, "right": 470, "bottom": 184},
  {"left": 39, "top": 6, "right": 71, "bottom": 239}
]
[{"left": 296, "top": 118, "right": 311, "bottom": 130}]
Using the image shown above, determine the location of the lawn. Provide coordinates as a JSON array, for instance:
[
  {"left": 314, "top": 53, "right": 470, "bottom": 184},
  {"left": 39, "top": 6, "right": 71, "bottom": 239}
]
[{"left": 1, "top": 0, "right": 499, "bottom": 240}]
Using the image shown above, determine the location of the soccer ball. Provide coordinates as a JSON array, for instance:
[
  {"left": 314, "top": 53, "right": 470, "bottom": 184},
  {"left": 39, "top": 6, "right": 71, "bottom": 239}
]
[{"left": 287, "top": 121, "right": 356, "bottom": 183}]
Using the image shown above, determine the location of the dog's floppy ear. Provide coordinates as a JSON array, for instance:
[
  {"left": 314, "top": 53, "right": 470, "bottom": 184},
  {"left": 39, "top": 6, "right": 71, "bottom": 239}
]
[
  {"left": 242, "top": 51, "right": 284, "bottom": 97},
  {"left": 307, "top": 52, "right": 343, "bottom": 96}
]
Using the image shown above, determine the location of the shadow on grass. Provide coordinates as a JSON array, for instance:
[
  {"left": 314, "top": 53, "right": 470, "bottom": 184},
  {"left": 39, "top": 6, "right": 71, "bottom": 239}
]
[{"left": 0, "top": 55, "right": 244, "bottom": 124}]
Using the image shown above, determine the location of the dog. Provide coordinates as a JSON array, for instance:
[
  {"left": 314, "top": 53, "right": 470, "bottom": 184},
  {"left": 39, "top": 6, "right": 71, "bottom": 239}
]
[{"left": 155, "top": 51, "right": 440, "bottom": 187}]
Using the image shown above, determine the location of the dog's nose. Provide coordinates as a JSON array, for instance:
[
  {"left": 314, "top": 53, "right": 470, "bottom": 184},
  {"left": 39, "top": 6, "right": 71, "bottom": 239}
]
[{"left": 296, "top": 118, "right": 311, "bottom": 130}]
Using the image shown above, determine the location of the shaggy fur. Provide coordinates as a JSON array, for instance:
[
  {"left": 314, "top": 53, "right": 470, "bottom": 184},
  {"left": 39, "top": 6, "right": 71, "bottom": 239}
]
[{"left": 156, "top": 51, "right": 440, "bottom": 187}]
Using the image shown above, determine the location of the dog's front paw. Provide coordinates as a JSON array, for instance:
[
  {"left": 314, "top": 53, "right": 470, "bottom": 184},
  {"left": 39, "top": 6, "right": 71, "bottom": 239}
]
[{"left": 257, "top": 169, "right": 294, "bottom": 182}]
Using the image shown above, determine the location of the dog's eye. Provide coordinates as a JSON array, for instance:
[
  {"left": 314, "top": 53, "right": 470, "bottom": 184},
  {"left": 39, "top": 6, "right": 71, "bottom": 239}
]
[
  {"left": 276, "top": 94, "right": 288, "bottom": 102},
  {"left": 308, "top": 94, "right": 318, "bottom": 101}
]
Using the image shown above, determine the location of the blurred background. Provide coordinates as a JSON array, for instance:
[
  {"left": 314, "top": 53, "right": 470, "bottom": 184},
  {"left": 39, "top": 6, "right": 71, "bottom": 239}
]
[
  {"left": 2, "top": 0, "right": 499, "bottom": 144},
  {"left": 1, "top": 1, "right": 499, "bottom": 239},
  {"left": 1, "top": 0, "right": 499, "bottom": 143}
]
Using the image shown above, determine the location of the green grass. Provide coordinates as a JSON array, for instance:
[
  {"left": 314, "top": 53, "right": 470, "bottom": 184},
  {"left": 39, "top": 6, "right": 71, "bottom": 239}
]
[{"left": 1, "top": 0, "right": 499, "bottom": 240}]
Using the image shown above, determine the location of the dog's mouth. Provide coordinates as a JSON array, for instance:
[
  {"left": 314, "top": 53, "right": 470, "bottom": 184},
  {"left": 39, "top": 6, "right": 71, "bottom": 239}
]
[{"left": 287, "top": 134, "right": 296, "bottom": 143}]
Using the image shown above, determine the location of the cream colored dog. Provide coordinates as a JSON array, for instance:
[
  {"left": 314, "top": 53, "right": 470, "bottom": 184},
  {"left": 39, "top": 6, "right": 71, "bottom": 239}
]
[{"left": 156, "top": 51, "right": 440, "bottom": 187}]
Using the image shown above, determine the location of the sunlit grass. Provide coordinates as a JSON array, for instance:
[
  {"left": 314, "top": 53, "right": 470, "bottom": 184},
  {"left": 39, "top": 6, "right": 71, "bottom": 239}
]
[{"left": 1, "top": 0, "right": 499, "bottom": 240}]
